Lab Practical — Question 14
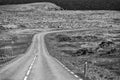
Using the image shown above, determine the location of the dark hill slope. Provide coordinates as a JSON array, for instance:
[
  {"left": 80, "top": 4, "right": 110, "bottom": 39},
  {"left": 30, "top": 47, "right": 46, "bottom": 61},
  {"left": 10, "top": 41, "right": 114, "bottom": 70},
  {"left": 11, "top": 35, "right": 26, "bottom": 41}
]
[{"left": 0, "top": 0, "right": 120, "bottom": 10}]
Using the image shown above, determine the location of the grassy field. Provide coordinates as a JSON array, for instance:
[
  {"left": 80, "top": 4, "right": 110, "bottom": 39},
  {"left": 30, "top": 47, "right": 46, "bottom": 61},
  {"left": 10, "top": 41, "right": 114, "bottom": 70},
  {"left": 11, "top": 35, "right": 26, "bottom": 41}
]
[
  {"left": 45, "top": 29, "right": 120, "bottom": 80},
  {"left": 0, "top": 32, "right": 34, "bottom": 67},
  {"left": 0, "top": 2, "right": 120, "bottom": 80}
]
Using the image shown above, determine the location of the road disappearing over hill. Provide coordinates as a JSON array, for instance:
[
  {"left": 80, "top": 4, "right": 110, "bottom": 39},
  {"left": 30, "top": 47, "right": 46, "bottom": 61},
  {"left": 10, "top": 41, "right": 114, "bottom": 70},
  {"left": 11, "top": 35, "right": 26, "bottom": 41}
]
[{"left": 0, "top": 31, "right": 82, "bottom": 80}]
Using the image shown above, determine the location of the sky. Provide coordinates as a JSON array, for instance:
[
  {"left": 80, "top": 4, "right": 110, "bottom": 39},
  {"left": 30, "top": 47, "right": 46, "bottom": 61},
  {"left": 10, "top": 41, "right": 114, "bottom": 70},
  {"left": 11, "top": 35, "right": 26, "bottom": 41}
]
[{"left": 0, "top": 0, "right": 120, "bottom": 10}]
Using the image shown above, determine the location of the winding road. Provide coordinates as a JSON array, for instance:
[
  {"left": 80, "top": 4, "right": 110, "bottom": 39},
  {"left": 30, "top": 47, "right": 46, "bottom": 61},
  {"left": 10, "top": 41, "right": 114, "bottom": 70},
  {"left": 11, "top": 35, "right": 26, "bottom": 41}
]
[{"left": 0, "top": 32, "right": 82, "bottom": 80}]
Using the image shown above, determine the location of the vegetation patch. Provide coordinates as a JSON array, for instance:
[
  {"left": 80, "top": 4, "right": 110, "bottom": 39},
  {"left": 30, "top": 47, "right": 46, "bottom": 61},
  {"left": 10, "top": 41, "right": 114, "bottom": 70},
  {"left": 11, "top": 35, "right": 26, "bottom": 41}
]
[
  {"left": 0, "top": 32, "right": 34, "bottom": 67},
  {"left": 45, "top": 29, "right": 120, "bottom": 80}
]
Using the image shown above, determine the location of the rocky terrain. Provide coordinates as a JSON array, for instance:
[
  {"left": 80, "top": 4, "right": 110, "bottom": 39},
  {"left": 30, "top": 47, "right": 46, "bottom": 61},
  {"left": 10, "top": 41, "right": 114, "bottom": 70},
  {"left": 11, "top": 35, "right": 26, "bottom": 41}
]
[
  {"left": 0, "top": 2, "right": 120, "bottom": 80},
  {"left": 0, "top": 2, "right": 120, "bottom": 30},
  {"left": 45, "top": 28, "right": 120, "bottom": 80}
]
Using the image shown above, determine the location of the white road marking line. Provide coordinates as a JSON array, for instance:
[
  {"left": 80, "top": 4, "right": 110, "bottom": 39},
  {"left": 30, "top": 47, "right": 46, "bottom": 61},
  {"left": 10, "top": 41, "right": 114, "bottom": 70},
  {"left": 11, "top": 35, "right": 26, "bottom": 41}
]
[
  {"left": 24, "top": 76, "right": 27, "bottom": 80},
  {"left": 74, "top": 75, "right": 79, "bottom": 78},
  {"left": 23, "top": 56, "right": 37, "bottom": 80},
  {"left": 64, "top": 67, "right": 68, "bottom": 70},
  {"left": 70, "top": 71, "right": 74, "bottom": 74},
  {"left": 67, "top": 69, "right": 70, "bottom": 72},
  {"left": 53, "top": 57, "right": 83, "bottom": 80},
  {"left": 26, "top": 69, "right": 31, "bottom": 76}
]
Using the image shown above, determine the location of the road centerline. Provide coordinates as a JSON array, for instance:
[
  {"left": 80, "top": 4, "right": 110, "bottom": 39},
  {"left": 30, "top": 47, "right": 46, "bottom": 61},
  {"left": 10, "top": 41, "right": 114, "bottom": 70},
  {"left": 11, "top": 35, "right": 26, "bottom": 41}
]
[{"left": 23, "top": 55, "right": 37, "bottom": 80}]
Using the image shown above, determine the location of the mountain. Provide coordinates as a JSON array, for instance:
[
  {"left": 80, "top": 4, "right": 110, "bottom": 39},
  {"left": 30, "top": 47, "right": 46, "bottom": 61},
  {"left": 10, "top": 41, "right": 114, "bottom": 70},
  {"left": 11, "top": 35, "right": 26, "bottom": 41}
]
[
  {"left": 0, "top": 0, "right": 120, "bottom": 10},
  {"left": 0, "top": 2, "right": 63, "bottom": 11}
]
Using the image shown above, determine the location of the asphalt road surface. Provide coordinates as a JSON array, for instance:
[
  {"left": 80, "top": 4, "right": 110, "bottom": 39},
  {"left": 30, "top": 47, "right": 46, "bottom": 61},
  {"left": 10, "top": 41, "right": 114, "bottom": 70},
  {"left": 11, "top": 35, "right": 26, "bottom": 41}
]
[{"left": 0, "top": 32, "right": 82, "bottom": 80}]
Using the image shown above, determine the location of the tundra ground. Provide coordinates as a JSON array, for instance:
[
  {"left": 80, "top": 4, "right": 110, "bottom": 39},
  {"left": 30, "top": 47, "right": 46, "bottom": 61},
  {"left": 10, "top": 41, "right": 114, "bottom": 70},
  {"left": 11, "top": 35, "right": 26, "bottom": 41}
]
[{"left": 45, "top": 28, "right": 120, "bottom": 80}]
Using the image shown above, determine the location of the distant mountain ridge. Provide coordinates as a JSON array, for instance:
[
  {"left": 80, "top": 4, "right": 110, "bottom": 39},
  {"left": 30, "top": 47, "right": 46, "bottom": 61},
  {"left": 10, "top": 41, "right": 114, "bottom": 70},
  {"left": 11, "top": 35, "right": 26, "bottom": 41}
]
[
  {"left": 0, "top": 2, "right": 63, "bottom": 11},
  {"left": 0, "top": 0, "right": 120, "bottom": 10}
]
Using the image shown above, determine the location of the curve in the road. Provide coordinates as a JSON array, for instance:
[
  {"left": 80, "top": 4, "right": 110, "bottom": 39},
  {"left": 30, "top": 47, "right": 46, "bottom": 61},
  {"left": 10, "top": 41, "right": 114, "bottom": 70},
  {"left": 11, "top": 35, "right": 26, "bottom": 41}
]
[{"left": 0, "top": 31, "right": 83, "bottom": 80}]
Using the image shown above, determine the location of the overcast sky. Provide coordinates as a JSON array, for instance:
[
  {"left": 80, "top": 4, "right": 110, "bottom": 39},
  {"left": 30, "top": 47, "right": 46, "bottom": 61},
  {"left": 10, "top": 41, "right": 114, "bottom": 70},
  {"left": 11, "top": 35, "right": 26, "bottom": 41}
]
[{"left": 0, "top": 0, "right": 120, "bottom": 10}]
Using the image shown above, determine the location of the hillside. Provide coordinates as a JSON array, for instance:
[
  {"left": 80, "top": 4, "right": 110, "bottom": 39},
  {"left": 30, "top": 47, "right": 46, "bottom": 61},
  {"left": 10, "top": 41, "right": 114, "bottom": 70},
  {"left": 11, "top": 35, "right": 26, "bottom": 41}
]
[
  {"left": 0, "top": 2, "right": 120, "bottom": 80},
  {"left": 0, "top": 2, "right": 62, "bottom": 11},
  {"left": 0, "top": 2, "right": 63, "bottom": 29},
  {"left": 0, "top": 0, "right": 120, "bottom": 10}
]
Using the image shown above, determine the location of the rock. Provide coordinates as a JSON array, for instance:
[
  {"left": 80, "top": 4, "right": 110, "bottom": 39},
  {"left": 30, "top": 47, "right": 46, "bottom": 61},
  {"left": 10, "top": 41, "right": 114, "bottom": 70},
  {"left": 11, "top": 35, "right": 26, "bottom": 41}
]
[{"left": 99, "top": 41, "right": 115, "bottom": 49}]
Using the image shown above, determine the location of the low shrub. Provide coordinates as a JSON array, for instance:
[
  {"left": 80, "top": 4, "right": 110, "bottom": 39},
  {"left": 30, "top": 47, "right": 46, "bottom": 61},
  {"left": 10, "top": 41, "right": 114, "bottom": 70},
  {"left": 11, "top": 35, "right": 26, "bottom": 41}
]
[{"left": 55, "top": 34, "right": 71, "bottom": 42}]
